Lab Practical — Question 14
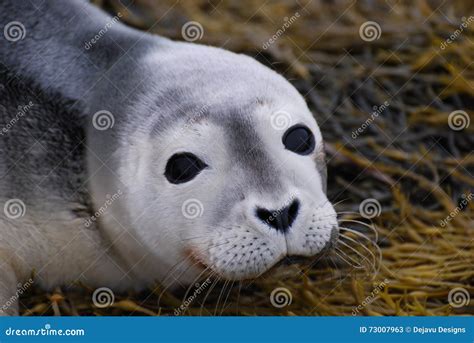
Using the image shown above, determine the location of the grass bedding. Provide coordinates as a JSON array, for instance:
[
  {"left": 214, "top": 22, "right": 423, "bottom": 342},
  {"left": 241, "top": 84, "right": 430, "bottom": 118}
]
[{"left": 19, "top": 0, "right": 473, "bottom": 316}]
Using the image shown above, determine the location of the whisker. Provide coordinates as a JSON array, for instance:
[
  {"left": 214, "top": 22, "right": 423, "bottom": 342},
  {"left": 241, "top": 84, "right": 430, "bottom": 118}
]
[
  {"left": 338, "top": 219, "right": 379, "bottom": 241},
  {"left": 214, "top": 280, "right": 229, "bottom": 315},
  {"left": 339, "top": 226, "right": 375, "bottom": 244},
  {"left": 334, "top": 247, "right": 365, "bottom": 269},
  {"left": 330, "top": 198, "right": 351, "bottom": 207},
  {"left": 339, "top": 226, "right": 382, "bottom": 265},
  {"left": 180, "top": 266, "right": 214, "bottom": 313},
  {"left": 338, "top": 239, "right": 375, "bottom": 273},
  {"left": 157, "top": 256, "right": 195, "bottom": 306},
  {"left": 219, "top": 280, "right": 235, "bottom": 315},
  {"left": 235, "top": 281, "right": 243, "bottom": 314},
  {"left": 335, "top": 211, "right": 364, "bottom": 216},
  {"left": 199, "top": 273, "right": 221, "bottom": 316},
  {"left": 339, "top": 233, "right": 381, "bottom": 275}
]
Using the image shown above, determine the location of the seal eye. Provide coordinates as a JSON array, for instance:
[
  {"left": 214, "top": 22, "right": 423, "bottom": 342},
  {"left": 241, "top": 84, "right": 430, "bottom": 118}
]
[
  {"left": 282, "top": 124, "right": 315, "bottom": 155},
  {"left": 165, "top": 153, "right": 208, "bottom": 184}
]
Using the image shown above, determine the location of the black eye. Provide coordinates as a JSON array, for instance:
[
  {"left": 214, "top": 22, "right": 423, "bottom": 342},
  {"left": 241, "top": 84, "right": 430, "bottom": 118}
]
[
  {"left": 165, "top": 153, "right": 208, "bottom": 184},
  {"left": 282, "top": 124, "right": 315, "bottom": 155}
]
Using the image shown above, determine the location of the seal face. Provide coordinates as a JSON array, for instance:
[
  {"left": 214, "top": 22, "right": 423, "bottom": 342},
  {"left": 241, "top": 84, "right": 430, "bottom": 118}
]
[{"left": 92, "top": 45, "right": 339, "bottom": 284}]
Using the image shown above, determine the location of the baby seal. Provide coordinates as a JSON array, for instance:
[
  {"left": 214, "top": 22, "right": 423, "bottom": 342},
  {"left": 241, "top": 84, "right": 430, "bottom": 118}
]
[{"left": 0, "top": 0, "right": 338, "bottom": 315}]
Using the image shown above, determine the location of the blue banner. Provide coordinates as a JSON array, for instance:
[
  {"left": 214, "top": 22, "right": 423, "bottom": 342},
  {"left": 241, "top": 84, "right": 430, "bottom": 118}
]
[{"left": 0, "top": 317, "right": 472, "bottom": 342}]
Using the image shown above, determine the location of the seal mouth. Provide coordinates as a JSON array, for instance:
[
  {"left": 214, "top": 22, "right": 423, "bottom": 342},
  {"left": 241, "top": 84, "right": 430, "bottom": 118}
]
[
  {"left": 183, "top": 227, "right": 339, "bottom": 281},
  {"left": 263, "top": 232, "right": 339, "bottom": 276},
  {"left": 184, "top": 247, "right": 209, "bottom": 273},
  {"left": 273, "top": 255, "right": 311, "bottom": 267}
]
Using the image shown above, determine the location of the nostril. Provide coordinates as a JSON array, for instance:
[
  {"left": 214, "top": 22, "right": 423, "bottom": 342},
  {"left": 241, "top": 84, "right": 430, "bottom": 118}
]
[
  {"left": 255, "top": 199, "right": 300, "bottom": 233},
  {"left": 256, "top": 208, "right": 273, "bottom": 224}
]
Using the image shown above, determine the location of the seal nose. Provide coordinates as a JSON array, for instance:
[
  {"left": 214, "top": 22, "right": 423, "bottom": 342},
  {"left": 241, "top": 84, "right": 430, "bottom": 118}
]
[{"left": 255, "top": 199, "right": 300, "bottom": 233}]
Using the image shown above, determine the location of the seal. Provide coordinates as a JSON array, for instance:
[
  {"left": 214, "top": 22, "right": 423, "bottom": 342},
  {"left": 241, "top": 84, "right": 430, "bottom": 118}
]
[{"left": 0, "top": 0, "right": 338, "bottom": 315}]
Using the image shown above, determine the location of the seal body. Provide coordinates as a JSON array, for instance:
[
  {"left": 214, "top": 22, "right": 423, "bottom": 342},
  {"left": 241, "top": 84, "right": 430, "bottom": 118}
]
[
  {"left": 0, "top": 68, "right": 132, "bottom": 315},
  {"left": 0, "top": 0, "right": 338, "bottom": 315}
]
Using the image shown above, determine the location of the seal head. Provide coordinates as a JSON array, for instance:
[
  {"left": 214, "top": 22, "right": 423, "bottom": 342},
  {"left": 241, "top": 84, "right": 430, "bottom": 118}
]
[{"left": 90, "top": 43, "right": 338, "bottom": 284}]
